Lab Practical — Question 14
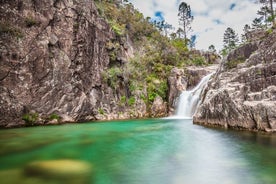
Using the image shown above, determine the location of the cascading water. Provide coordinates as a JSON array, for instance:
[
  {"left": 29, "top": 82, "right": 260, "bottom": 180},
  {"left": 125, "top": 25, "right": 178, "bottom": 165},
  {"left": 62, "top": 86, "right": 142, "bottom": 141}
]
[{"left": 175, "top": 73, "right": 213, "bottom": 118}]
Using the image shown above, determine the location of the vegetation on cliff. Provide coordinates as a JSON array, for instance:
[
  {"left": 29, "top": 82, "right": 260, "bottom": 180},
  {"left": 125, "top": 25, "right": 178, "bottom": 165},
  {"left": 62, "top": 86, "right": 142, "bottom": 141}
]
[{"left": 95, "top": 0, "right": 217, "bottom": 111}]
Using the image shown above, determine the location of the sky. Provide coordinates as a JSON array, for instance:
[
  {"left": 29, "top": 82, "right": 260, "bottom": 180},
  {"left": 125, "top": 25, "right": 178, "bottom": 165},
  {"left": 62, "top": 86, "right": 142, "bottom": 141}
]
[{"left": 128, "top": 0, "right": 261, "bottom": 51}]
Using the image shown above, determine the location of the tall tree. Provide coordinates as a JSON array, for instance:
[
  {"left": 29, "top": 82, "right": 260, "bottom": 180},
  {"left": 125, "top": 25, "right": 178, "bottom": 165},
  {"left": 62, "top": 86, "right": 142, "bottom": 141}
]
[
  {"left": 259, "top": 0, "right": 276, "bottom": 26},
  {"left": 258, "top": 5, "right": 270, "bottom": 27},
  {"left": 241, "top": 24, "right": 251, "bottom": 43},
  {"left": 223, "top": 27, "right": 239, "bottom": 52},
  {"left": 178, "top": 2, "right": 193, "bottom": 41}
]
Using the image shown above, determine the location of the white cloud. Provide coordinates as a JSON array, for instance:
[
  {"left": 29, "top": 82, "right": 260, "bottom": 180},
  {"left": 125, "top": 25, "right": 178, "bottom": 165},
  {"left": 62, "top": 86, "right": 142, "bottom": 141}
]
[{"left": 129, "top": 0, "right": 260, "bottom": 50}]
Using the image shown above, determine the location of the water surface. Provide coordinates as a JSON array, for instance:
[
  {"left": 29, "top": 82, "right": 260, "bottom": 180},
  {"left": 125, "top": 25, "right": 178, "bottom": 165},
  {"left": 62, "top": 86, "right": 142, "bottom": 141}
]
[{"left": 0, "top": 119, "right": 276, "bottom": 184}]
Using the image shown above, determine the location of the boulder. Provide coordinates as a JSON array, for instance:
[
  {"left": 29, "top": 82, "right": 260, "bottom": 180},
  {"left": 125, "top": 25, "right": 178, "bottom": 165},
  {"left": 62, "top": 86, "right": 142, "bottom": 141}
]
[
  {"left": 24, "top": 160, "right": 92, "bottom": 182},
  {"left": 151, "top": 96, "right": 167, "bottom": 117}
]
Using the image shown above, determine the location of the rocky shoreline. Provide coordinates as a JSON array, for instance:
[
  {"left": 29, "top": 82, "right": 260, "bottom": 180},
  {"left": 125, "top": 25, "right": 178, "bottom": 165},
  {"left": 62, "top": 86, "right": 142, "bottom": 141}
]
[{"left": 194, "top": 29, "right": 276, "bottom": 133}]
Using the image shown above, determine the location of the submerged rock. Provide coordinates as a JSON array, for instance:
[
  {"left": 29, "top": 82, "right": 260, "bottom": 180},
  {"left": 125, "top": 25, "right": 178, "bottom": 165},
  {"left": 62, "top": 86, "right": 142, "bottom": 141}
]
[
  {"left": 194, "top": 29, "right": 276, "bottom": 132},
  {"left": 24, "top": 160, "right": 92, "bottom": 182}
]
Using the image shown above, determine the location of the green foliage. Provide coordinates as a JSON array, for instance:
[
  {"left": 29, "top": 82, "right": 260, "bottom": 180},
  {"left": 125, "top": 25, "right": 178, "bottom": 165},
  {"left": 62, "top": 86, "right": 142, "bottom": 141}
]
[
  {"left": 120, "top": 95, "right": 126, "bottom": 105},
  {"left": 25, "top": 17, "right": 39, "bottom": 28},
  {"left": 96, "top": 0, "right": 213, "bottom": 112},
  {"left": 0, "top": 22, "right": 23, "bottom": 38},
  {"left": 48, "top": 114, "right": 61, "bottom": 121},
  {"left": 266, "top": 28, "right": 273, "bottom": 34},
  {"left": 109, "top": 20, "right": 125, "bottom": 36},
  {"left": 178, "top": 2, "right": 193, "bottom": 40},
  {"left": 102, "top": 67, "right": 122, "bottom": 89},
  {"left": 225, "top": 57, "right": 245, "bottom": 69},
  {"left": 22, "top": 113, "right": 39, "bottom": 125},
  {"left": 223, "top": 27, "right": 239, "bottom": 53},
  {"left": 98, "top": 108, "right": 105, "bottom": 115},
  {"left": 128, "top": 96, "right": 136, "bottom": 106},
  {"left": 190, "top": 56, "right": 206, "bottom": 66}
]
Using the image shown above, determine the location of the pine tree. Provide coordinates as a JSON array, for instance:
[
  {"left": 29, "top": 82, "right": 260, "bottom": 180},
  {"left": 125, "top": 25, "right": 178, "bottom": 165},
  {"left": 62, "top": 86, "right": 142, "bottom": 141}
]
[
  {"left": 259, "top": 0, "right": 276, "bottom": 26},
  {"left": 241, "top": 24, "right": 251, "bottom": 43},
  {"left": 252, "top": 17, "right": 264, "bottom": 29},
  {"left": 223, "top": 27, "right": 239, "bottom": 52},
  {"left": 208, "top": 45, "right": 216, "bottom": 53},
  {"left": 257, "top": 5, "right": 270, "bottom": 27},
  {"left": 178, "top": 2, "right": 193, "bottom": 41}
]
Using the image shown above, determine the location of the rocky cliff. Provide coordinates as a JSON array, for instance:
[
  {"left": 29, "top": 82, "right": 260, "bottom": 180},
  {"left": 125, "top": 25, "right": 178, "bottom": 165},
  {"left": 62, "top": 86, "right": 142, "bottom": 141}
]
[
  {"left": 0, "top": 0, "right": 148, "bottom": 127},
  {"left": 194, "top": 29, "right": 276, "bottom": 132},
  {"left": 0, "top": 0, "right": 220, "bottom": 128}
]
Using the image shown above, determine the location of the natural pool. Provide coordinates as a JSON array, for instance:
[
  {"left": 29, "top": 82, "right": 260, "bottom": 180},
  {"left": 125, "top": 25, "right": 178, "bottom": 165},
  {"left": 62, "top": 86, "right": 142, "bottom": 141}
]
[{"left": 0, "top": 119, "right": 276, "bottom": 184}]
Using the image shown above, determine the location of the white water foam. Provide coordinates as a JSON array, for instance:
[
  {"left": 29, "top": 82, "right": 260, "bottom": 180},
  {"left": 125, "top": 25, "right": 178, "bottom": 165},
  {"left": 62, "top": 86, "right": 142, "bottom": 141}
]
[{"left": 173, "top": 73, "right": 213, "bottom": 119}]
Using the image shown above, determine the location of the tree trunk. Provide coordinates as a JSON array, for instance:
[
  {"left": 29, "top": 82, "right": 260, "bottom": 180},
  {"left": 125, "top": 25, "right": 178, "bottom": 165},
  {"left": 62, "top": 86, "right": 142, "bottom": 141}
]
[{"left": 270, "top": 0, "right": 275, "bottom": 26}]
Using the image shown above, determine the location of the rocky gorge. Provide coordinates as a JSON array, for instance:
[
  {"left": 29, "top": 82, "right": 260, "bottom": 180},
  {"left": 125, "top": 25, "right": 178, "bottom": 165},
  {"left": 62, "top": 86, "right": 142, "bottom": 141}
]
[
  {"left": 0, "top": 0, "right": 218, "bottom": 128},
  {"left": 194, "top": 29, "right": 276, "bottom": 132},
  {"left": 1, "top": 0, "right": 274, "bottom": 133}
]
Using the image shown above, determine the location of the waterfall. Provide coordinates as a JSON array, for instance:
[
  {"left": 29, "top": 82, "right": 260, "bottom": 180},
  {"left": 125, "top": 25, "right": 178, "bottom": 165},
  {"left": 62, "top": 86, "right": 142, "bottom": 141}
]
[{"left": 175, "top": 73, "right": 213, "bottom": 118}]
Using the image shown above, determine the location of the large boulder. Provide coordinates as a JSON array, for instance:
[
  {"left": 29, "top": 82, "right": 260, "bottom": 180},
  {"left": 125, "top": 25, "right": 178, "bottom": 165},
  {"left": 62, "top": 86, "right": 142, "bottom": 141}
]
[{"left": 194, "top": 29, "right": 276, "bottom": 132}]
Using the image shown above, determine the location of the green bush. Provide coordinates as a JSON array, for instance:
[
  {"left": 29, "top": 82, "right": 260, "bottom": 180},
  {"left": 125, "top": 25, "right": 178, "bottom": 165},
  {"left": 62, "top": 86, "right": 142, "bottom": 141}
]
[
  {"left": 25, "top": 17, "right": 39, "bottom": 27},
  {"left": 128, "top": 96, "right": 136, "bottom": 106},
  {"left": 48, "top": 114, "right": 61, "bottom": 121},
  {"left": 120, "top": 96, "right": 126, "bottom": 105},
  {"left": 190, "top": 56, "right": 206, "bottom": 66},
  {"left": 0, "top": 22, "right": 23, "bottom": 38},
  {"left": 102, "top": 67, "right": 122, "bottom": 89},
  {"left": 98, "top": 108, "right": 105, "bottom": 115},
  {"left": 225, "top": 59, "right": 245, "bottom": 69},
  {"left": 22, "top": 113, "right": 39, "bottom": 125}
]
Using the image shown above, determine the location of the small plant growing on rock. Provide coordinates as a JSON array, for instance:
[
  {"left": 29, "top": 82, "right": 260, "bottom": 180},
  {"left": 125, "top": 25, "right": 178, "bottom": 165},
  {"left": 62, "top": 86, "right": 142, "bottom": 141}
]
[
  {"left": 98, "top": 108, "right": 105, "bottom": 115},
  {"left": 25, "top": 17, "right": 39, "bottom": 28},
  {"left": 48, "top": 114, "right": 61, "bottom": 121},
  {"left": 128, "top": 96, "right": 136, "bottom": 106},
  {"left": 22, "top": 113, "right": 39, "bottom": 125},
  {"left": 0, "top": 22, "right": 23, "bottom": 38}
]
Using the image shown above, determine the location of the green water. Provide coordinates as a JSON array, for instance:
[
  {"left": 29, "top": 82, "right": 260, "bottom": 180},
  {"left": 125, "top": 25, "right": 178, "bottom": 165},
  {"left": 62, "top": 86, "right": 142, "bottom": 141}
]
[{"left": 0, "top": 119, "right": 276, "bottom": 184}]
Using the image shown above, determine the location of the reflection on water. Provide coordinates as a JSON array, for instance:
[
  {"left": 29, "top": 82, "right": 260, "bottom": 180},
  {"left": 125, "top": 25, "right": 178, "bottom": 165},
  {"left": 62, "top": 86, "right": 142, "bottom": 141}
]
[{"left": 0, "top": 119, "right": 276, "bottom": 184}]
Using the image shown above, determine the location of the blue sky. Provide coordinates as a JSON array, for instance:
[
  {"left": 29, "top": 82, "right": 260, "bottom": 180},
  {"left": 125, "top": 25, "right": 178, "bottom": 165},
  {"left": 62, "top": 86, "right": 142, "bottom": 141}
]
[{"left": 128, "top": 0, "right": 260, "bottom": 50}]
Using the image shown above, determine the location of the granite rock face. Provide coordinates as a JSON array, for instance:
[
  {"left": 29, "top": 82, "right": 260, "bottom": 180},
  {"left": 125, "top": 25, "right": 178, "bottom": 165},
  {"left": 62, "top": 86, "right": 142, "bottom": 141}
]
[
  {"left": 0, "top": 0, "right": 146, "bottom": 127},
  {"left": 194, "top": 30, "right": 276, "bottom": 132}
]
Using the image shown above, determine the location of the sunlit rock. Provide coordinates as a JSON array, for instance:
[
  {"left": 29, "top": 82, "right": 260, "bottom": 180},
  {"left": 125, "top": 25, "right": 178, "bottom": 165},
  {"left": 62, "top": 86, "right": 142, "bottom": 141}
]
[{"left": 24, "top": 160, "right": 92, "bottom": 182}]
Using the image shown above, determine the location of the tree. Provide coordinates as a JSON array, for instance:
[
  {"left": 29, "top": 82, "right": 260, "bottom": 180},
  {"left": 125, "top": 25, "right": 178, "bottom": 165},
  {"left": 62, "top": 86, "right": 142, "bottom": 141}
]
[
  {"left": 252, "top": 17, "right": 264, "bottom": 29},
  {"left": 259, "top": 0, "right": 276, "bottom": 26},
  {"left": 223, "top": 27, "right": 239, "bottom": 52},
  {"left": 257, "top": 5, "right": 270, "bottom": 27},
  {"left": 208, "top": 45, "right": 216, "bottom": 53},
  {"left": 241, "top": 24, "right": 251, "bottom": 43},
  {"left": 178, "top": 2, "right": 193, "bottom": 41},
  {"left": 176, "top": 28, "right": 184, "bottom": 38}
]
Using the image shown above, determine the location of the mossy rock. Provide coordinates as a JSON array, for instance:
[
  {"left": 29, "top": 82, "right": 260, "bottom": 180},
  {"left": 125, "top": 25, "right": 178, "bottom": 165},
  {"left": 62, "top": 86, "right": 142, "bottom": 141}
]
[{"left": 24, "top": 160, "right": 92, "bottom": 183}]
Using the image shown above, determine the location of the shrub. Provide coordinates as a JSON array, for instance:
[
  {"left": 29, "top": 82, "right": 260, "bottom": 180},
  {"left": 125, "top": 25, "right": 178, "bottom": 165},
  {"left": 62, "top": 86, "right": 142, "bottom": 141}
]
[
  {"left": 102, "top": 67, "right": 122, "bottom": 89},
  {"left": 98, "top": 108, "right": 105, "bottom": 115},
  {"left": 25, "top": 17, "right": 39, "bottom": 27},
  {"left": 225, "top": 59, "right": 245, "bottom": 69},
  {"left": 22, "top": 113, "right": 39, "bottom": 125},
  {"left": 128, "top": 96, "right": 136, "bottom": 106},
  {"left": 190, "top": 56, "right": 206, "bottom": 66},
  {"left": 0, "top": 22, "right": 23, "bottom": 38},
  {"left": 120, "top": 96, "right": 126, "bottom": 105},
  {"left": 48, "top": 114, "right": 61, "bottom": 121}
]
